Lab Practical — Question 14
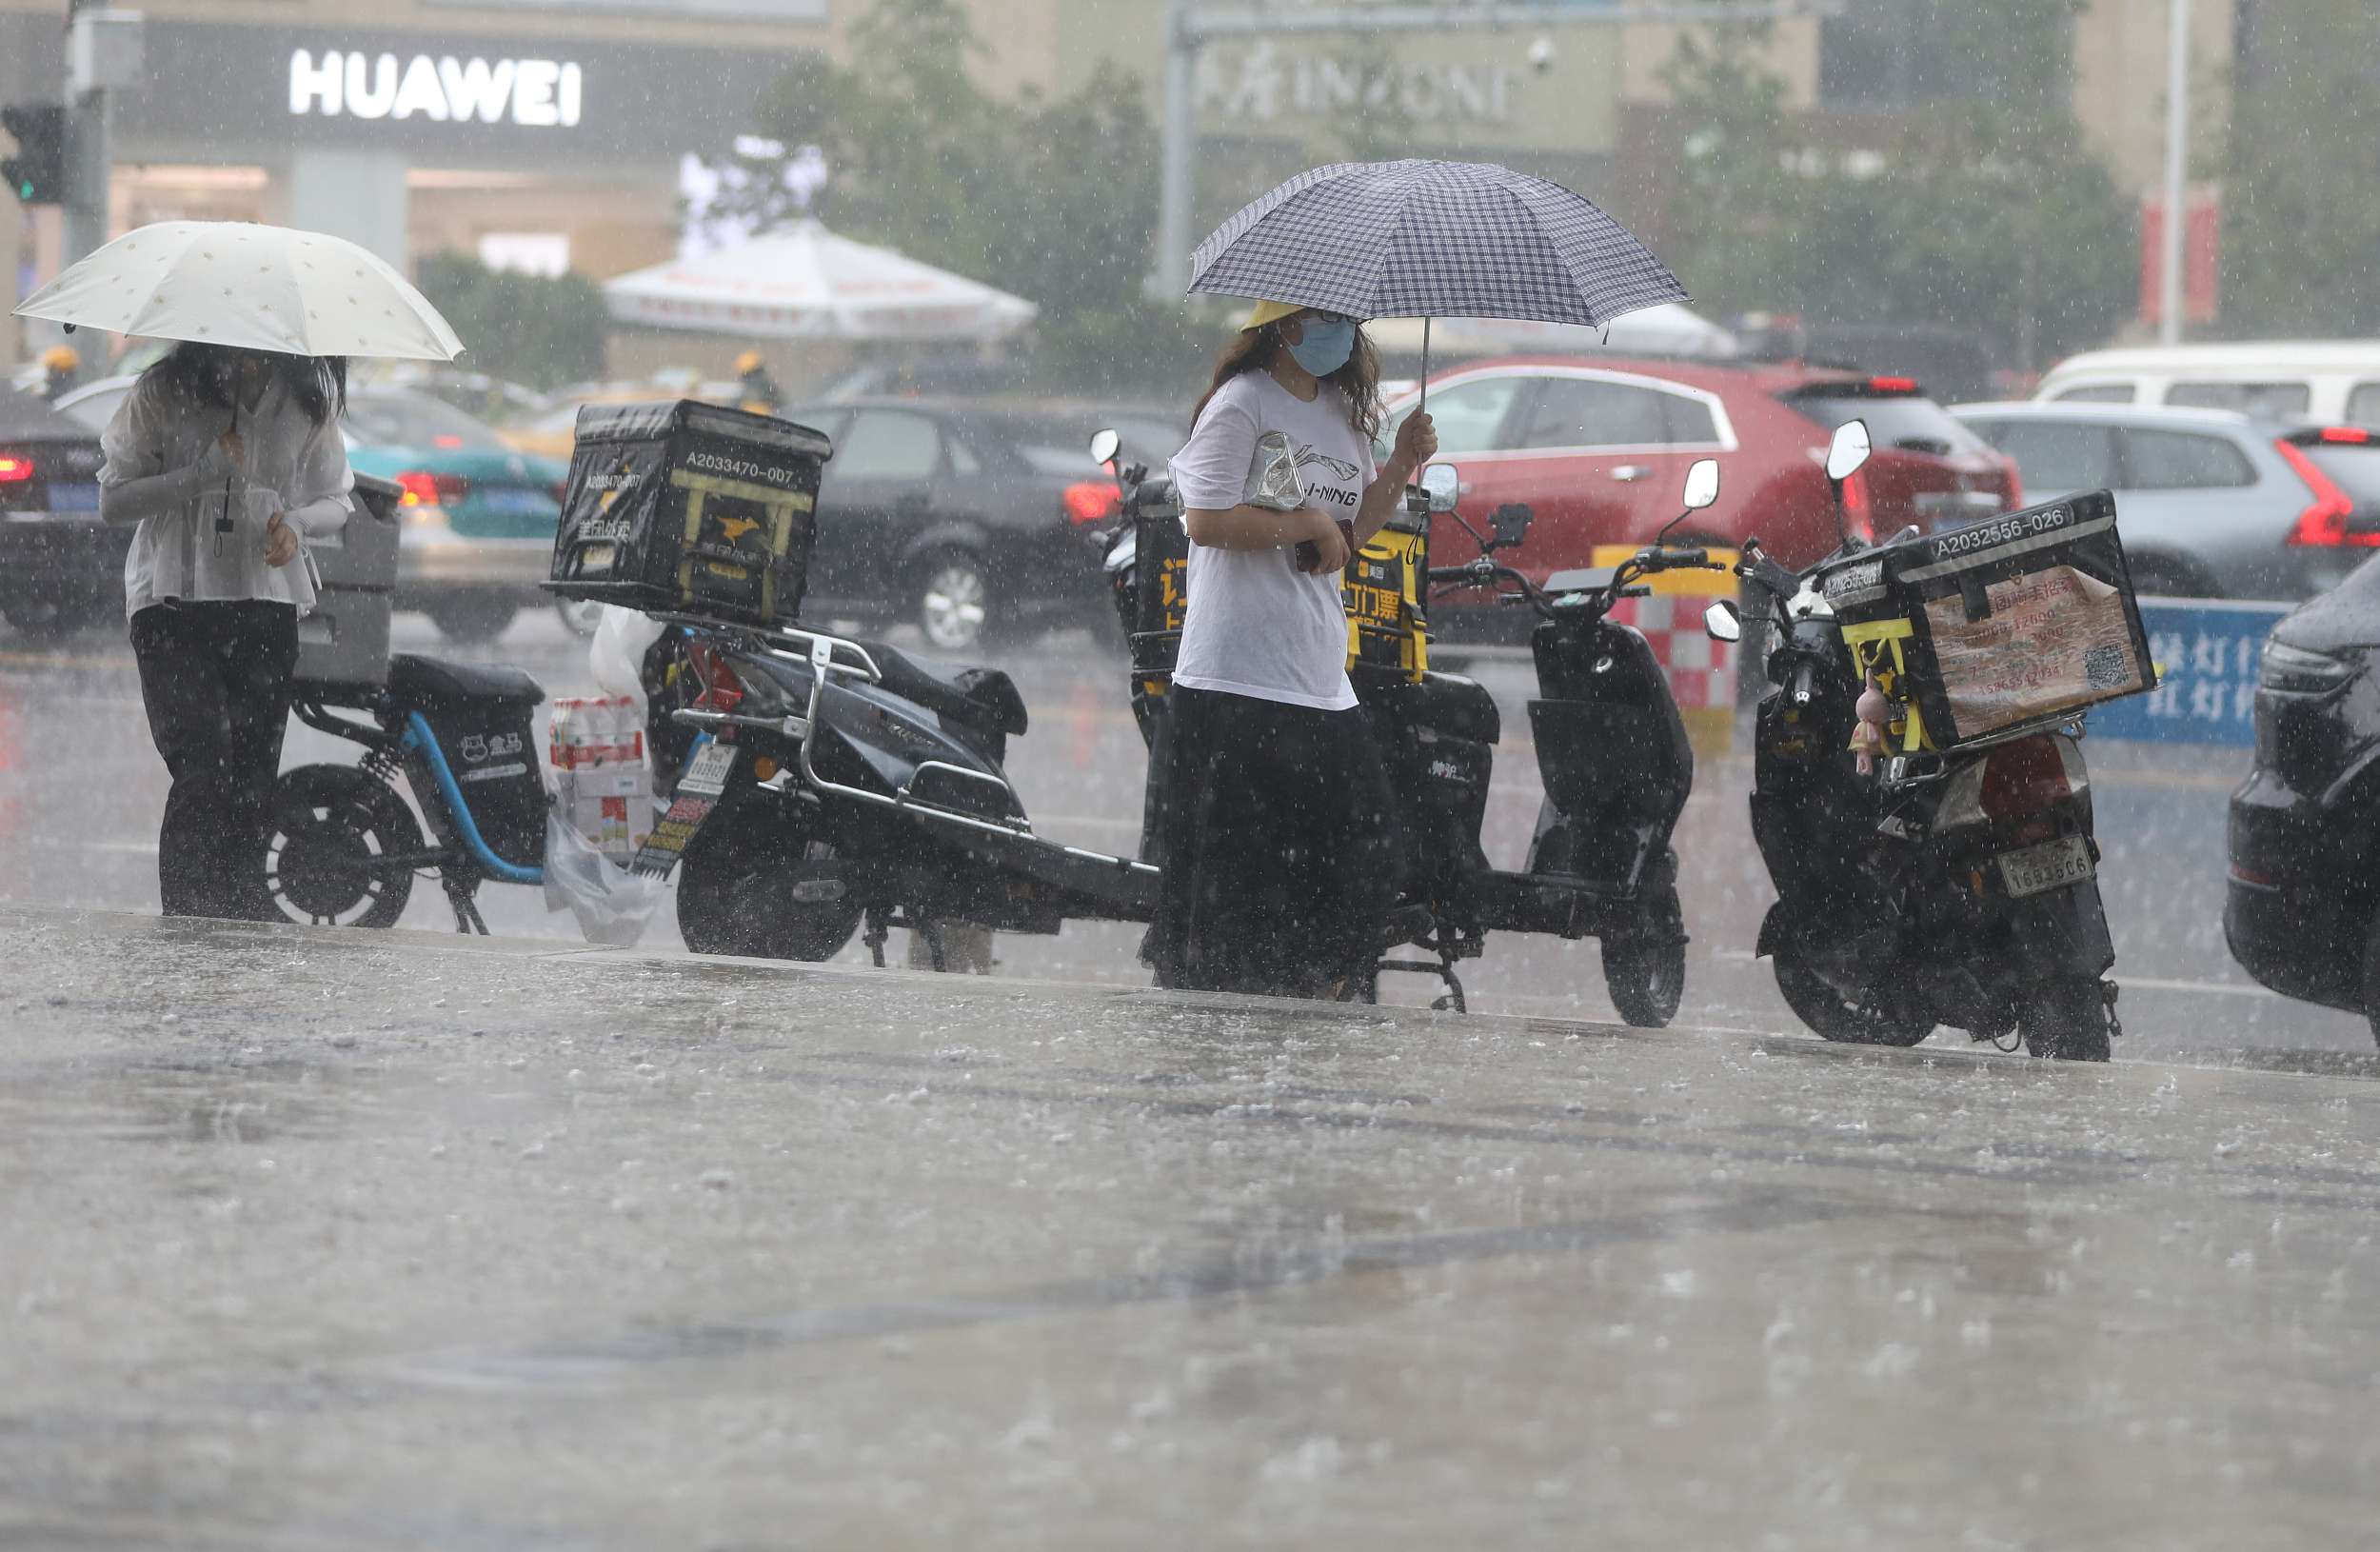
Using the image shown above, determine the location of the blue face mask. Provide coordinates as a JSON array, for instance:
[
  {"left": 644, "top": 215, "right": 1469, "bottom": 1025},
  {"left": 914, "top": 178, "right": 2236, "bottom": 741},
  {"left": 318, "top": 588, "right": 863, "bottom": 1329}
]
[{"left": 1287, "top": 318, "right": 1357, "bottom": 377}]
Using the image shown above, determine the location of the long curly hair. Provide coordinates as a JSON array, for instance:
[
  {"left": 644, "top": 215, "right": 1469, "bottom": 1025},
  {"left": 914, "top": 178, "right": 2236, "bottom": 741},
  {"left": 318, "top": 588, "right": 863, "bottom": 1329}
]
[{"left": 1192, "top": 313, "right": 1382, "bottom": 441}]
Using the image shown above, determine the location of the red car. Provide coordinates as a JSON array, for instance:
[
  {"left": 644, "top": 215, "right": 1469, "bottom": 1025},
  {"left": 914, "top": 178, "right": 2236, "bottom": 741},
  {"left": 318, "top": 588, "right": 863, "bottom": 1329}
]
[{"left": 1384, "top": 357, "right": 2021, "bottom": 633}]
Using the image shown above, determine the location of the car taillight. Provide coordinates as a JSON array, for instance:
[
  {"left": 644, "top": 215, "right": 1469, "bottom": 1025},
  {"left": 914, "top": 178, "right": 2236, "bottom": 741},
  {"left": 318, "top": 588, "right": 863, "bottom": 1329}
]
[
  {"left": 686, "top": 637, "right": 744, "bottom": 715},
  {"left": 1999, "top": 455, "right": 2023, "bottom": 510},
  {"left": 1980, "top": 734, "right": 2072, "bottom": 821},
  {"left": 1869, "top": 375, "right": 1918, "bottom": 394},
  {"left": 2320, "top": 426, "right": 2371, "bottom": 445},
  {"left": 395, "top": 470, "right": 471, "bottom": 508},
  {"left": 1840, "top": 468, "right": 1874, "bottom": 542},
  {"left": 2276, "top": 439, "right": 2368, "bottom": 547},
  {"left": 1062, "top": 479, "right": 1122, "bottom": 526},
  {"left": 0, "top": 454, "right": 33, "bottom": 483}
]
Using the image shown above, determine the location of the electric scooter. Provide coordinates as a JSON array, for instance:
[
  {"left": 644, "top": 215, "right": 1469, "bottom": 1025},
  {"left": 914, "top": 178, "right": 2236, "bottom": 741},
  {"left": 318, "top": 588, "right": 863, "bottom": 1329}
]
[
  {"left": 1096, "top": 428, "right": 1726, "bottom": 1023},
  {"left": 1703, "top": 420, "right": 2125, "bottom": 1060}
]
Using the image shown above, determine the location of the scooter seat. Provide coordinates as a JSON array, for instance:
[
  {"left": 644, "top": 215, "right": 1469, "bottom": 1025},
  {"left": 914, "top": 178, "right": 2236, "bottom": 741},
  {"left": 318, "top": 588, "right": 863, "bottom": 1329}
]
[
  {"left": 386, "top": 652, "right": 545, "bottom": 710},
  {"left": 1383, "top": 671, "right": 1501, "bottom": 746},
  {"left": 856, "top": 640, "right": 1029, "bottom": 737}
]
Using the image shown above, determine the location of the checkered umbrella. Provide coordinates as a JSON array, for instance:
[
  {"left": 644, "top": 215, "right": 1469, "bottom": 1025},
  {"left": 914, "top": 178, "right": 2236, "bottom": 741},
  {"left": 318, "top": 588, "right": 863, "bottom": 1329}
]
[
  {"left": 1188, "top": 160, "right": 1686, "bottom": 404},
  {"left": 1189, "top": 159, "right": 1684, "bottom": 326}
]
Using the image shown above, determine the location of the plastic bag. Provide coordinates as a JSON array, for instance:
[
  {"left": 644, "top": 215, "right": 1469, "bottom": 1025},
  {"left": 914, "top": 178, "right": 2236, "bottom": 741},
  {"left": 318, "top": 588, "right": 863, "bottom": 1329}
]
[
  {"left": 543, "top": 807, "right": 668, "bottom": 947},
  {"left": 589, "top": 603, "right": 665, "bottom": 703}
]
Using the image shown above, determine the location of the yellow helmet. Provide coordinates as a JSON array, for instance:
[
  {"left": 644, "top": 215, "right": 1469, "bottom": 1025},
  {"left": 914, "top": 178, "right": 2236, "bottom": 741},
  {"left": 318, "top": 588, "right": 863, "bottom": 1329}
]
[
  {"left": 40, "top": 345, "right": 78, "bottom": 371},
  {"left": 735, "top": 350, "right": 765, "bottom": 374}
]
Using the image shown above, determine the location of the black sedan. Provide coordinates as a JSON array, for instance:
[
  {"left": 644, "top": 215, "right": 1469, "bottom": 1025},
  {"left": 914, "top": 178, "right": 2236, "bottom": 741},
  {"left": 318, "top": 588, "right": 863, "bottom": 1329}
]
[
  {"left": 786, "top": 399, "right": 1183, "bottom": 653},
  {"left": 0, "top": 387, "right": 117, "bottom": 638},
  {"left": 2227, "top": 556, "right": 2380, "bottom": 1043}
]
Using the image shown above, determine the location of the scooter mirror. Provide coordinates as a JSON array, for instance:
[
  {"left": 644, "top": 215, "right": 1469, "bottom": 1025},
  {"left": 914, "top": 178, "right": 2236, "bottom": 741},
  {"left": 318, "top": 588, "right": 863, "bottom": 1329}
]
[
  {"left": 1681, "top": 457, "right": 1720, "bottom": 511},
  {"left": 1704, "top": 599, "right": 1742, "bottom": 644},
  {"left": 1419, "top": 462, "right": 1460, "bottom": 514},
  {"left": 1489, "top": 503, "right": 1534, "bottom": 550},
  {"left": 1089, "top": 428, "right": 1121, "bottom": 468},
  {"left": 1825, "top": 419, "right": 1873, "bottom": 483}
]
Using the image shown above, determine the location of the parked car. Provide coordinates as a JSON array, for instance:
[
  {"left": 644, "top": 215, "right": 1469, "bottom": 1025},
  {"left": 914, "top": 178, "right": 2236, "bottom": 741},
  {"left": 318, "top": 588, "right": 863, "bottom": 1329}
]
[
  {"left": 57, "top": 377, "right": 571, "bottom": 643},
  {"left": 1953, "top": 401, "right": 2380, "bottom": 601},
  {"left": 2034, "top": 342, "right": 2380, "bottom": 426},
  {"left": 363, "top": 364, "right": 548, "bottom": 428},
  {"left": 2227, "top": 556, "right": 2380, "bottom": 1042},
  {"left": 781, "top": 398, "right": 1184, "bottom": 652},
  {"left": 1736, "top": 318, "right": 2014, "bottom": 407},
  {"left": 499, "top": 380, "right": 742, "bottom": 463},
  {"left": 1381, "top": 358, "right": 2018, "bottom": 636},
  {"left": 0, "top": 387, "right": 116, "bottom": 638}
]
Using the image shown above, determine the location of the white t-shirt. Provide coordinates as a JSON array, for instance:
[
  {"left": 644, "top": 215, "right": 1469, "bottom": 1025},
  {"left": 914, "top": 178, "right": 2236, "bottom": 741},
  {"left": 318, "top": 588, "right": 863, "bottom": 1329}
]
[{"left": 1166, "top": 372, "right": 1377, "bottom": 711}]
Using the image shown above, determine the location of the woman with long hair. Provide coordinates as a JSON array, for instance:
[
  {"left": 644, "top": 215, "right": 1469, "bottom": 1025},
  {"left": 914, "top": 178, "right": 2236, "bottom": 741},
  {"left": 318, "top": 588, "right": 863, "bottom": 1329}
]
[
  {"left": 99, "top": 342, "right": 354, "bottom": 919},
  {"left": 1151, "top": 302, "right": 1438, "bottom": 996}
]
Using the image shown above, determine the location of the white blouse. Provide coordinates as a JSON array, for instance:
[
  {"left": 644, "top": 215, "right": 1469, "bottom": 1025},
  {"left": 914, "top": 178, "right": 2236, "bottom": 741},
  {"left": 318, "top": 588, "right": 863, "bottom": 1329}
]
[{"left": 98, "top": 372, "right": 354, "bottom": 620}]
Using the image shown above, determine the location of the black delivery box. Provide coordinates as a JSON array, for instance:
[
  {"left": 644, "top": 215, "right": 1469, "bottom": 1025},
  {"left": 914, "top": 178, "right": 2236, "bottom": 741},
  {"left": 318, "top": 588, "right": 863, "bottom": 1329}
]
[
  {"left": 548, "top": 400, "right": 832, "bottom": 626},
  {"left": 1129, "top": 472, "right": 1190, "bottom": 681},
  {"left": 1816, "top": 488, "right": 2157, "bottom": 748}
]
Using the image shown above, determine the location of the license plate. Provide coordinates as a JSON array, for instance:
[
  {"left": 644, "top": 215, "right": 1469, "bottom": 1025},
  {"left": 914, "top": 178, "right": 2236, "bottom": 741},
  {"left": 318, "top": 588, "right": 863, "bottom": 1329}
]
[
  {"left": 677, "top": 739, "right": 739, "bottom": 798},
  {"left": 46, "top": 483, "right": 99, "bottom": 513},
  {"left": 478, "top": 487, "right": 554, "bottom": 516},
  {"left": 1996, "top": 835, "right": 2094, "bottom": 898}
]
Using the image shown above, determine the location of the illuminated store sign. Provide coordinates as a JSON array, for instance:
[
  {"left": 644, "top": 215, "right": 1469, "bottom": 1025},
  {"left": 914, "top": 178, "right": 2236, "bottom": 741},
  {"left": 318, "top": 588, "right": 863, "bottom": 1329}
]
[{"left": 289, "top": 50, "right": 585, "bottom": 128}]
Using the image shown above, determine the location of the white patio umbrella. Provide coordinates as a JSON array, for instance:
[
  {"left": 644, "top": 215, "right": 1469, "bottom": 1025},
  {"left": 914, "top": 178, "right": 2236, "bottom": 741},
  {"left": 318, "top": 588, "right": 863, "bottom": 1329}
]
[
  {"left": 14, "top": 221, "right": 463, "bottom": 360},
  {"left": 604, "top": 221, "right": 1037, "bottom": 343}
]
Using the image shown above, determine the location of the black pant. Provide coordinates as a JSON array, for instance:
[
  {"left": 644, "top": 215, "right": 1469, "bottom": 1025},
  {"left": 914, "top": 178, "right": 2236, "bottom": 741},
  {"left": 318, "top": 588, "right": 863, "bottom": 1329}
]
[
  {"left": 129, "top": 601, "right": 298, "bottom": 920},
  {"left": 1148, "top": 686, "right": 1398, "bottom": 999}
]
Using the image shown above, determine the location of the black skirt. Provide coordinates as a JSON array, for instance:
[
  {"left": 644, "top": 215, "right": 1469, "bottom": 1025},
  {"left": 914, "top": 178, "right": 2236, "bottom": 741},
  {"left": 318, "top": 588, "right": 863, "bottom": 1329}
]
[{"left": 1147, "top": 685, "right": 1398, "bottom": 999}]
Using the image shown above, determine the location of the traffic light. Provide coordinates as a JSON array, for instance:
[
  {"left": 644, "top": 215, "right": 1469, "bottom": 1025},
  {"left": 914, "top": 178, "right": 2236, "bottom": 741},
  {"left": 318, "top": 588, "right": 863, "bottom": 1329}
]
[{"left": 1, "top": 105, "right": 66, "bottom": 206}]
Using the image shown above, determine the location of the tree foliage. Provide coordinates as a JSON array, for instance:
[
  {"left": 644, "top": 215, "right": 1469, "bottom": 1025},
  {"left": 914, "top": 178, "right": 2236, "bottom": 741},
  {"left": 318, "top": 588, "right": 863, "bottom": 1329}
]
[
  {"left": 708, "top": 0, "right": 1207, "bottom": 392},
  {"left": 1658, "top": 0, "right": 2135, "bottom": 371},
  {"left": 2221, "top": 0, "right": 2380, "bottom": 336},
  {"left": 412, "top": 251, "right": 610, "bottom": 390}
]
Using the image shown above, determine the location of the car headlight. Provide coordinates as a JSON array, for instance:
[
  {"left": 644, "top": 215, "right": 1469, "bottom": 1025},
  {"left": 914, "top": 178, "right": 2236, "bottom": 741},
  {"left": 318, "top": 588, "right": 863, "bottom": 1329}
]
[{"left": 2260, "top": 640, "right": 2358, "bottom": 694}]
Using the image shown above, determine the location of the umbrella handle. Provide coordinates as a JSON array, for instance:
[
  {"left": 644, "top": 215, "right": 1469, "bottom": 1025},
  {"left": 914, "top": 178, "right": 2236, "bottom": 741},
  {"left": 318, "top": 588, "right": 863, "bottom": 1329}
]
[
  {"left": 1418, "top": 317, "right": 1430, "bottom": 416},
  {"left": 215, "top": 401, "right": 239, "bottom": 553}
]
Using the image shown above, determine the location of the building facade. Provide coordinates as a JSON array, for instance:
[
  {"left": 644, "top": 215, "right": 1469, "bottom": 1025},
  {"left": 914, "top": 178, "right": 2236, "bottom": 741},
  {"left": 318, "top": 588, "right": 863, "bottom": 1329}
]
[{"left": 0, "top": 0, "right": 2230, "bottom": 368}]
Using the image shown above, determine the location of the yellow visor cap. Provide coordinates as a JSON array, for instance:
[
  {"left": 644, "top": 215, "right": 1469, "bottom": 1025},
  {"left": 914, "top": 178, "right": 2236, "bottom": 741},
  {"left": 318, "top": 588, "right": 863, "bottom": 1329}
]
[{"left": 1240, "top": 299, "right": 1310, "bottom": 331}]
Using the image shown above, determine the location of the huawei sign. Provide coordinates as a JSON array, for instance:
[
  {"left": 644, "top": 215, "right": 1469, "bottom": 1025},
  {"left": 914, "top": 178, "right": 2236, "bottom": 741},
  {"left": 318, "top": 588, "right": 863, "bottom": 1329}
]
[{"left": 288, "top": 50, "right": 585, "bottom": 128}]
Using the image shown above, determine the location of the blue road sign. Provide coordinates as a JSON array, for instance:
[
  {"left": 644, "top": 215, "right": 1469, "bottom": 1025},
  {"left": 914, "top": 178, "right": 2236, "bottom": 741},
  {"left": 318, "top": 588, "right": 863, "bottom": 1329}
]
[{"left": 2089, "top": 597, "right": 2294, "bottom": 746}]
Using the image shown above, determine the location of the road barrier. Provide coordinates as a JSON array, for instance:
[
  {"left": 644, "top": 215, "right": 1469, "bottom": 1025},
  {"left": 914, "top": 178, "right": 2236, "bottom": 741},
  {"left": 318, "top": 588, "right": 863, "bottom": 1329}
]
[
  {"left": 2088, "top": 597, "right": 2291, "bottom": 748},
  {"left": 1592, "top": 544, "right": 1739, "bottom": 756}
]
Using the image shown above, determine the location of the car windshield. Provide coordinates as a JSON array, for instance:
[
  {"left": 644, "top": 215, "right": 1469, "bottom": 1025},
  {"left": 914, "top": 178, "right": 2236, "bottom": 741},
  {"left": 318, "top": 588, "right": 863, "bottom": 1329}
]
[
  {"left": 345, "top": 393, "right": 507, "bottom": 451},
  {"left": 1788, "top": 388, "right": 1994, "bottom": 458}
]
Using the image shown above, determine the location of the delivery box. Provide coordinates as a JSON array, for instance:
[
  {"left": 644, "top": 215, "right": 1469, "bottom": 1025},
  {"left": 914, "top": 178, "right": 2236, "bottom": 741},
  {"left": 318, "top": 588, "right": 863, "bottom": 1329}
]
[
  {"left": 548, "top": 400, "right": 831, "bottom": 627},
  {"left": 1817, "top": 489, "right": 2157, "bottom": 750}
]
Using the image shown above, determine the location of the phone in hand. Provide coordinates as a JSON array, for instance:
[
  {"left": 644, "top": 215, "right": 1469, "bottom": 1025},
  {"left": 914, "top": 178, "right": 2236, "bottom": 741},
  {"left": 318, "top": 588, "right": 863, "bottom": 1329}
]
[{"left": 1295, "top": 518, "right": 1357, "bottom": 574}]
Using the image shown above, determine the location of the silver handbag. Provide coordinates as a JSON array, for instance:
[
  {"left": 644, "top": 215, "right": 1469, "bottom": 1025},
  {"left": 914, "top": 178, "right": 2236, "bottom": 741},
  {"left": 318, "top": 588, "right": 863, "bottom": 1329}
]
[{"left": 1240, "top": 428, "right": 1305, "bottom": 511}]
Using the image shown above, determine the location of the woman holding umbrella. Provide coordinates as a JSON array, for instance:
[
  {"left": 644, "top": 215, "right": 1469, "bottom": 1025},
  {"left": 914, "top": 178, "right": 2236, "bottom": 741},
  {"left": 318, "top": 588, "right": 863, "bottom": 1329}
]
[
  {"left": 16, "top": 220, "right": 465, "bottom": 921},
  {"left": 1151, "top": 302, "right": 1437, "bottom": 997},
  {"left": 1158, "top": 160, "right": 1685, "bottom": 998},
  {"left": 98, "top": 345, "right": 353, "bottom": 919}
]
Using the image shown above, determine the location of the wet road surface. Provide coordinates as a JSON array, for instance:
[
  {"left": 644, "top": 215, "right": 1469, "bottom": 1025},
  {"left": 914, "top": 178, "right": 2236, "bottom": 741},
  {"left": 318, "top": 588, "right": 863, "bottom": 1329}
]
[
  {"left": 3, "top": 905, "right": 2377, "bottom": 1548},
  {"left": 0, "top": 607, "right": 2369, "bottom": 1065}
]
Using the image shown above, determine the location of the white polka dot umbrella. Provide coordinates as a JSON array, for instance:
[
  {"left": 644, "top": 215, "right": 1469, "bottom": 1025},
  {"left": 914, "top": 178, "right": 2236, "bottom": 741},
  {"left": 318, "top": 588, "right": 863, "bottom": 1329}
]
[{"left": 12, "top": 220, "right": 464, "bottom": 361}]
